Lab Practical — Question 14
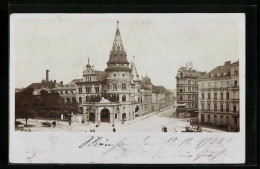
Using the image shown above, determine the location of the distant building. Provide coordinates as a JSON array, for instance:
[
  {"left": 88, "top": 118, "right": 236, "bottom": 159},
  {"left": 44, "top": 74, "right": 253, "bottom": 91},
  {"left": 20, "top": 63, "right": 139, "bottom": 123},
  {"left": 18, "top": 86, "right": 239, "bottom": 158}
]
[
  {"left": 52, "top": 79, "right": 79, "bottom": 104},
  {"left": 198, "top": 60, "right": 239, "bottom": 131},
  {"left": 175, "top": 62, "right": 206, "bottom": 116},
  {"left": 23, "top": 70, "right": 58, "bottom": 95}
]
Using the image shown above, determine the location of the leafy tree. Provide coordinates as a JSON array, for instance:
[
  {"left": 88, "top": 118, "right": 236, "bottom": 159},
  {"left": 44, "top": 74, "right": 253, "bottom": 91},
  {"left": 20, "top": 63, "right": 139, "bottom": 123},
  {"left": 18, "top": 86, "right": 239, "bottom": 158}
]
[{"left": 15, "top": 88, "right": 35, "bottom": 126}]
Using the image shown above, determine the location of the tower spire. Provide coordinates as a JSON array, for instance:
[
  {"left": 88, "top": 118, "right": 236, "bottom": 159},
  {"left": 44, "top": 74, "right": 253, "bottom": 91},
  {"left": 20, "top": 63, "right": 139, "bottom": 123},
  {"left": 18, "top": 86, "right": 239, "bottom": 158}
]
[
  {"left": 88, "top": 57, "right": 90, "bottom": 64},
  {"left": 117, "top": 20, "right": 119, "bottom": 29}
]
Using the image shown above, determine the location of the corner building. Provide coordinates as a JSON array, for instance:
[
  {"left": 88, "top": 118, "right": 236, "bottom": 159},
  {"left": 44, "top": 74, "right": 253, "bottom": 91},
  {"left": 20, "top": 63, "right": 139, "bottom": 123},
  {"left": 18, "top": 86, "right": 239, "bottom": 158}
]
[
  {"left": 198, "top": 60, "right": 240, "bottom": 131},
  {"left": 175, "top": 63, "right": 206, "bottom": 116}
]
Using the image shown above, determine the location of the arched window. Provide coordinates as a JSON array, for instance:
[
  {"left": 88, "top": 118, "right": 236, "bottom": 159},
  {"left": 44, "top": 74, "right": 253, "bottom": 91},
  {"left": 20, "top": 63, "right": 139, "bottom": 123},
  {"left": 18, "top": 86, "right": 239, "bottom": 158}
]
[
  {"left": 122, "top": 83, "right": 126, "bottom": 90},
  {"left": 115, "top": 113, "right": 118, "bottom": 119},
  {"left": 79, "top": 97, "right": 82, "bottom": 104},
  {"left": 122, "top": 95, "right": 126, "bottom": 102}
]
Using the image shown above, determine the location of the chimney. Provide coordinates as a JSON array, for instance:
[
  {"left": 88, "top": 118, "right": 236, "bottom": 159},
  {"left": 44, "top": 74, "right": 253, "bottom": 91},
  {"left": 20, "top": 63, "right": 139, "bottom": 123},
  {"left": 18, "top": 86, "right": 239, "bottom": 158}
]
[
  {"left": 224, "top": 61, "right": 231, "bottom": 65},
  {"left": 54, "top": 80, "right": 56, "bottom": 83},
  {"left": 60, "top": 81, "right": 63, "bottom": 86},
  {"left": 46, "top": 70, "right": 50, "bottom": 82}
]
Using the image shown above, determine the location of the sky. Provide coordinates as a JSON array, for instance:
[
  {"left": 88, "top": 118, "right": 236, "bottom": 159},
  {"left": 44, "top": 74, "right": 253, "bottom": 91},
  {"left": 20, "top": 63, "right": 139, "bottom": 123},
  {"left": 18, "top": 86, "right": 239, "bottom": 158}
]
[{"left": 11, "top": 13, "right": 244, "bottom": 89}]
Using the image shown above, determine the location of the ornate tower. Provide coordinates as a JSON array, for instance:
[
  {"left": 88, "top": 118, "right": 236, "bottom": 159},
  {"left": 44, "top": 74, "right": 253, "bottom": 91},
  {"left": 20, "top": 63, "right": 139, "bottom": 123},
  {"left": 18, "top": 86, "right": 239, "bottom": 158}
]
[
  {"left": 105, "top": 21, "right": 132, "bottom": 102},
  {"left": 130, "top": 57, "right": 141, "bottom": 102}
]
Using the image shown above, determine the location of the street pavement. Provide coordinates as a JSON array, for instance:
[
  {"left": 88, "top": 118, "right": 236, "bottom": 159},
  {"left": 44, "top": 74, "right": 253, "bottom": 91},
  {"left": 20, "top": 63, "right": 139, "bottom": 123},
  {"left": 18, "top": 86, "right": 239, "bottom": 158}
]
[{"left": 16, "top": 107, "right": 225, "bottom": 132}]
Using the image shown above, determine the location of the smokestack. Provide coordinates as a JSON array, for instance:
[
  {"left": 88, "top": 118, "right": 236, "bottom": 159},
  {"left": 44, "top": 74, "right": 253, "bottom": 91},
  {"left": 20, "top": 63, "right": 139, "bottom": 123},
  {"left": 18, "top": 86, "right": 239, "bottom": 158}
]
[{"left": 46, "top": 70, "right": 50, "bottom": 82}]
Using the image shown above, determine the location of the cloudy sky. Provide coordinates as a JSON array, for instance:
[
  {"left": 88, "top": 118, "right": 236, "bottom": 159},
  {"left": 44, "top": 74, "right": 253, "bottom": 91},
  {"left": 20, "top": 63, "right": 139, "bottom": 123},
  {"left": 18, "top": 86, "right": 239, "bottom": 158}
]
[{"left": 11, "top": 13, "right": 244, "bottom": 89}]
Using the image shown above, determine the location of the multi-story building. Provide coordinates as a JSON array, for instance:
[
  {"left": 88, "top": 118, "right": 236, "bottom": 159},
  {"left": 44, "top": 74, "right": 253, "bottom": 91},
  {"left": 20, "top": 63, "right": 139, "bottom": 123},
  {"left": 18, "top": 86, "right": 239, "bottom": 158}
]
[
  {"left": 175, "top": 62, "right": 206, "bottom": 116},
  {"left": 52, "top": 21, "right": 173, "bottom": 124},
  {"left": 198, "top": 60, "right": 239, "bottom": 131},
  {"left": 53, "top": 79, "right": 79, "bottom": 103}
]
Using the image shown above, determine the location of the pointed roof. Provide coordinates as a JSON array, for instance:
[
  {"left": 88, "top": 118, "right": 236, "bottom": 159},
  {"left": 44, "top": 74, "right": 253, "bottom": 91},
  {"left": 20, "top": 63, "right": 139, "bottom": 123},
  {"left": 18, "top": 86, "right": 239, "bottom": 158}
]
[
  {"left": 130, "top": 58, "right": 140, "bottom": 81},
  {"left": 106, "top": 21, "right": 130, "bottom": 69},
  {"left": 111, "top": 21, "right": 125, "bottom": 52}
]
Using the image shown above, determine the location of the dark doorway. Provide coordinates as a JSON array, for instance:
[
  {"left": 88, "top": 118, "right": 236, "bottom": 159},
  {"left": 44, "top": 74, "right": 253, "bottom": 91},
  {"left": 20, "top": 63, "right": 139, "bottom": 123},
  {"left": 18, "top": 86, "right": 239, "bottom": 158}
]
[
  {"left": 201, "top": 114, "right": 205, "bottom": 123},
  {"left": 89, "top": 112, "right": 95, "bottom": 122},
  {"left": 122, "top": 113, "right": 126, "bottom": 121},
  {"left": 101, "top": 109, "right": 110, "bottom": 123}
]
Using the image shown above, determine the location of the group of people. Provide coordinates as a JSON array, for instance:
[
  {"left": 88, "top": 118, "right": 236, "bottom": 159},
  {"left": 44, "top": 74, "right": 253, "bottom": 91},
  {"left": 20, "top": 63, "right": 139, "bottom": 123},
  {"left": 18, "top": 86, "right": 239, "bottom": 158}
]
[{"left": 161, "top": 125, "right": 168, "bottom": 132}]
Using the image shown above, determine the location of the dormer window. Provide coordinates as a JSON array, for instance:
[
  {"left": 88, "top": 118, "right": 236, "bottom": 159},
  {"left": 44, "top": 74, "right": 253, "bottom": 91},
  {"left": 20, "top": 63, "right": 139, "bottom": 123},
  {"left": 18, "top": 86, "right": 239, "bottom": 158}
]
[
  {"left": 114, "top": 74, "right": 116, "bottom": 77},
  {"left": 220, "top": 67, "right": 223, "bottom": 70},
  {"left": 123, "top": 74, "right": 125, "bottom": 77}
]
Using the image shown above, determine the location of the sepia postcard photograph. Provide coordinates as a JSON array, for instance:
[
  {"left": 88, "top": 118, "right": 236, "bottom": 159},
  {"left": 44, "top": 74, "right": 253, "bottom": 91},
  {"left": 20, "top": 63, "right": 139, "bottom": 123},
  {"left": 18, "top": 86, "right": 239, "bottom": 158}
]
[{"left": 9, "top": 13, "right": 245, "bottom": 164}]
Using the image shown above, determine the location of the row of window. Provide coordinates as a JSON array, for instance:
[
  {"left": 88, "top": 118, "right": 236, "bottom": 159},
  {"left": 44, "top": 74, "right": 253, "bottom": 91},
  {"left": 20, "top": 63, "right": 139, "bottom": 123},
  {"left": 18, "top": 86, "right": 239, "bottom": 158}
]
[
  {"left": 179, "top": 87, "right": 198, "bottom": 92},
  {"left": 60, "top": 91, "right": 74, "bottom": 94},
  {"left": 78, "top": 95, "right": 127, "bottom": 103},
  {"left": 179, "top": 95, "right": 198, "bottom": 101},
  {"left": 201, "top": 114, "right": 238, "bottom": 125},
  {"left": 201, "top": 91, "right": 232, "bottom": 100},
  {"left": 200, "top": 80, "right": 238, "bottom": 88},
  {"left": 78, "top": 87, "right": 100, "bottom": 94},
  {"left": 178, "top": 79, "right": 198, "bottom": 85},
  {"left": 109, "top": 83, "right": 127, "bottom": 90},
  {"left": 201, "top": 103, "right": 237, "bottom": 112}
]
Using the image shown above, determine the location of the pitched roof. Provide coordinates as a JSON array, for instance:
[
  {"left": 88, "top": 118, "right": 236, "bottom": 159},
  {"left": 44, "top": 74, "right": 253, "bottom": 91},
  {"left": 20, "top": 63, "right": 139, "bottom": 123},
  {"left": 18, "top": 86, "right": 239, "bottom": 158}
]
[
  {"left": 199, "top": 60, "right": 239, "bottom": 79},
  {"left": 130, "top": 62, "right": 140, "bottom": 81},
  {"left": 25, "top": 81, "right": 56, "bottom": 90},
  {"left": 94, "top": 70, "right": 107, "bottom": 82},
  {"left": 106, "top": 21, "right": 130, "bottom": 68},
  {"left": 177, "top": 67, "right": 206, "bottom": 79},
  {"left": 152, "top": 85, "right": 172, "bottom": 94}
]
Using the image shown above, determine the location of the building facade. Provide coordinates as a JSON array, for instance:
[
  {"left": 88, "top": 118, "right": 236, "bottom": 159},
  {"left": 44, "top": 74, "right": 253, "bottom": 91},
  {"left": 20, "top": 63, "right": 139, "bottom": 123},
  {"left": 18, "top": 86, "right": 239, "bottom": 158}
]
[
  {"left": 198, "top": 60, "right": 239, "bottom": 131},
  {"left": 51, "top": 21, "right": 174, "bottom": 124},
  {"left": 175, "top": 62, "right": 205, "bottom": 115}
]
